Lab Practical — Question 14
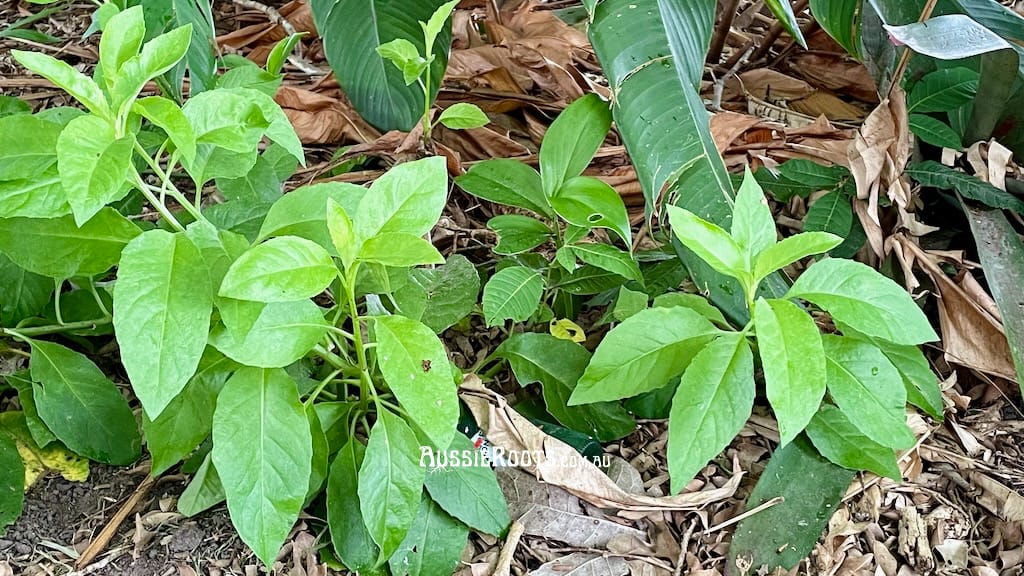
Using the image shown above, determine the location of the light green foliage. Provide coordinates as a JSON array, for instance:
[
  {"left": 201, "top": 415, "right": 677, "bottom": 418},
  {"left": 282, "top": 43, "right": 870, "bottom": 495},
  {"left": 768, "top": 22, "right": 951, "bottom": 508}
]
[{"left": 571, "top": 170, "right": 937, "bottom": 491}]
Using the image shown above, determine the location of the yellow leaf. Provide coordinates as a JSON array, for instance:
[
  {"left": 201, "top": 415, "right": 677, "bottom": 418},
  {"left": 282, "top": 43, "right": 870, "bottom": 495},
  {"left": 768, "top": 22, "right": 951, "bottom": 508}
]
[
  {"left": 0, "top": 412, "right": 89, "bottom": 487},
  {"left": 549, "top": 318, "right": 586, "bottom": 343}
]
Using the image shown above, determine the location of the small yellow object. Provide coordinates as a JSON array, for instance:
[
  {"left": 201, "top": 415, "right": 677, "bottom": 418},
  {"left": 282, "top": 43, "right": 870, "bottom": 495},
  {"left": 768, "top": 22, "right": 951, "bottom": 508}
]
[
  {"left": 549, "top": 318, "right": 586, "bottom": 343},
  {"left": 0, "top": 412, "right": 89, "bottom": 488}
]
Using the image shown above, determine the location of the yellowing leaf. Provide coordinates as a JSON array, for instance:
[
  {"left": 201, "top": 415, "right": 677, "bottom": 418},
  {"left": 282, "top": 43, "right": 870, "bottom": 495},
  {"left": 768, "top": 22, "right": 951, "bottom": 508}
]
[
  {"left": 0, "top": 412, "right": 89, "bottom": 487},
  {"left": 550, "top": 318, "right": 586, "bottom": 343}
]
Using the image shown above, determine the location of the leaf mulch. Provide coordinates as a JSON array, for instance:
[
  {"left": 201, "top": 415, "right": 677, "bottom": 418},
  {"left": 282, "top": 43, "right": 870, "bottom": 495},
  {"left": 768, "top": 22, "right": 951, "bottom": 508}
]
[{"left": 2, "top": 1, "right": 1023, "bottom": 575}]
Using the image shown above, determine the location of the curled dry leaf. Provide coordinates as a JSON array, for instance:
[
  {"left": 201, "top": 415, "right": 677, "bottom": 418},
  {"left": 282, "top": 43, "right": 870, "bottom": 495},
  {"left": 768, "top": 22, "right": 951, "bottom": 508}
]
[
  {"left": 458, "top": 375, "right": 742, "bottom": 512},
  {"left": 275, "top": 86, "right": 381, "bottom": 145}
]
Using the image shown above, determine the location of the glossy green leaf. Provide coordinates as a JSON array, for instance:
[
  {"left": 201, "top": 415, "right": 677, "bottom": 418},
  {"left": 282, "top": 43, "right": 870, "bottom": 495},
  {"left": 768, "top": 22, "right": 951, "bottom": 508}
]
[
  {"left": 765, "top": 0, "right": 807, "bottom": 49},
  {"left": 805, "top": 404, "right": 901, "bottom": 479},
  {"left": 184, "top": 221, "right": 250, "bottom": 289},
  {"left": 455, "top": 159, "right": 550, "bottom": 217},
  {"left": 731, "top": 167, "right": 776, "bottom": 260},
  {"left": 29, "top": 339, "right": 141, "bottom": 465},
  {"left": 438, "top": 102, "right": 489, "bottom": 129},
  {"left": 377, "top": 38, "right": 428, "bottom": 85},
  {"left": 495, "top": 333, "right": 635, "bottom": 441},
  {"left": 309, "top": 0, "right": 449, "bottom": 131},
  {"left": 133, "top": 96, "right": 197, "bottom": 163},
  {"left": 810, "top": 0, "right": 861, "bottom": 56},
  {"left": 755, "top": 298, "right": 826, "bottom": 446},
  {"left": 6, "top": 371, "right": 56, "bottom": 447},
  {"left": 327, "top": 198, "right": 357, "bottom": 268},
  {"left": 0, "top": 254, "right": 52, "bottom": 326},
  {"left": 612, "top": 286, "right": 648, "bottom": 321},
  {"left": 354, "top": 156, "right": 447, "bottom": 243},
  {"left": 0, "top": 114, "right": 61, "bottom": 180},
  {"left": 907, "top": 68, "right": 978, "bottom": 113},
  {"left": 787, "top": 258, "right": 938, "bottom": 345},
  {"left": 422, "top": 0, "right": 459, "bottom": 48},
  {"left": 423, "top": 433, "right": 509, "bottom": 536},
  {"left": 391, "top": 254, "right": 480, "bottom": 333},
  {"left": 209, "top": 299, "right": 329, "bottom": 368},
  {"left": 109, "top": 25, "right": 192, "bottom": 113},
  {"left": 908, "top": 114, "right": 962, "bottom": 149},
  {"left": 666, "top": 204, "right": 745, "bottom": 279},
  {"left": 114, "top": 230, "right": 212, "bottom": 419},
  {"left": 306, "top": 406, "right": 329, "bottom": 502},
  {"left": 489, "top": 215, "right": 551, "bottom": 255},
  {"left": 753, "top": 232, "right": 843, "bottom": 282},
  {"left": 219, "top": 236, "right": 336, "bottom": 302},
  {"left": 358, "top": 409, "right": 426, "bottom": 560},
  {"left": 550, "top": 176, "right": 631, "bottom": 245},
  {"left": 667, "top": 333, "right": 754, "bottom": 493},
  {"left": 481, "top": 266, "right": 544, "bottom": 326},
  {"left": 0, "top": 168, "right": 70, "bottom": 219},
  {"left": 389, "top": 496, "right": 469, "bottom": 576},
  {"left": 569, "top": 243, "right": 642, "bottom": 283},
  {"left": 98, "top": 5, "right": 145, "bottom": 86},
  {"left": 358, "top": 233, "right": 444, "bottom": 267},
  {"left": 652, "top": 292, "right": 728, "bottom": 326},
  {"left": 539, "top": 93, "right": 611, "bottom": 196},
  {"left": 570, "top": 307, "right": 720, "bottom": 404},
  {"left": 822, "top": 335, "right": 915, "bottom": 449},
  {"left": 11, "top": 50, "right": 110, "bottom": 117},
  {"left": 0, "top": 431, "right": 24, "bottom": 532},
  {"left": 178, "top": 452, "right": 225, "bottom": 517},
  {"left": 56, "top": 114, "right": 134, "bottom": 225},
  {"left": 258, "top": 182, "right": 366, "bottom": 251},
  {"left": 907, "top": 161, "right": 1024, "bottom": 213},
  {"left": 375, "top": 316, "right": 458, "bottom": 449},
  {"left": 212, "top": 367, "right": 312, "bottom": 568},
  {"left": 328, "top": 439, "right": 379, "bottom": 572},
  {"left": 142, "top": 351, "right": 232, "bottom": 476},
  {"left": 266, "top": 33, "right": 305, "bottom": 76},
  {"left": 804, "top": 190, "right": 852, "bottom": 237},
  {"left": 0, "top": 209, "right": 141, "bottom": 278}
]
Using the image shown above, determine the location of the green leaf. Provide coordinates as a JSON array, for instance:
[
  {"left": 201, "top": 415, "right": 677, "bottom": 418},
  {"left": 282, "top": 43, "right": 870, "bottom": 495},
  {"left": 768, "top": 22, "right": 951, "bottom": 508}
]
[
  {"left": 212, "top": 367, "right": 312, "bottom": 568},
  {"left": 570, "top": 307, "right": 720, "bottom": 404},
  {"left": 906, "top": 161, "right": 1024, "bottom": 213},
  {"left": 765, "top": 0, "right": 807, "bottom": 48},
  {"left": 0, "top": 254, "right": 52, "bottom": 326},
  {"left": 376, "top": 38, "right": 428, "bottom": 85},
  {"left": 495, "top": 333, "right": 636, "bottom": 441},
  {"left": 29, "top": 339, "right": 141, "bottom": 465},
  {"left": 110, "top": 25, "right": 192, "bottom": 113},
  {"left": 481, "top": 266, "right": 544, "bottom": 326},
  {"left": 309, "top": 0, "right": 449, "bottom": 131},
  {"left": 754, "top": 232, "right": 844, "bottom": 283},
  {"left": 787, "top": 258, "right": 938, "bottom": 345},
  {"left": 908, "top": 114, "right": 962, "bottom": 149},
  {"left": 0, "top": 114, "right": 62, "bottom": 180},
  {"left": 389, "top": 496, "right": 469, "bottom": 576},
  {"left": 805, "top": 404, "right": 901, "bottom": 479},
  {"left": 652, "top": 292, "right": 728, "bottom": 326},
  {"left": 56, "top": 114, "right": 134, "bottom": 225},
  {"left": 266, "top": 32, "right": 305, "bottom": 76},
  {"left": 258, "top": 182, "right": 366, "bottom": 252},
  {"left": 422, "top": 0, "right": 460, "bottom": 49},
  {"left": 822, "top": 335, "right": 915, "bottom": 450},
  {"left": 539, "top": 93, "right": 611, "bottom": 196},
  {"left": 209, "top": 299, "right": 329, "bottom": 368},
  {"left": 550, "top": 176, "right": 631, "bottom": 245},
  {"left": 6, "top": 371, "right": 56, "bottom": 448},
  {"left": 731, "top": 167, "right": 776, "bottom": 260},
  {"left": 98, "top": 5, "right": 145, "bottom": 86},
  {"left": 375, "top": 316, "right": 458, "bottom": 449},
  {"left": 114, "top": 230, "right": 212, "bottom": 419},
  {"left": 423, "top": 433, "right": 509, "bottom": 536},
  {"left": 392, "top": 254, "right": 480, "bottom": 333},
  {"left": 489, "top": 215, "right": 551, "bottom": 255},
  {"left": 327, "top": 198, "right": 357, "bottom": 268},
  {"left": 133, "top": 96, "right": 197, "bottom": 163},
  {"left": 438, "top": 102, "right": 489, "bottom": 130},
  {"left": 11, "top": 50, "right": 110, "bottom": 118},
  {"left": 727, "top": 436, "right": 856, "bottom": 572},
  {"left": 178, "top": 452, "right": 225, "bottom": 517},
  {"left": 804, "top": 190, "right": 852, "bottom": 239},
  {"left": 612, "top": 286, "right": 648, "bottom": 321},
  {"left": 306, "top": 406, "right": 329, "bottom": 502},
  {"left": 569, "top": 243, "right": 642, "bottom": 283},
  {"left": 354, "top": 156, "right": 447, "bottom": 243},
  {"left": 142, "top": 350, "right": 232, "bottom": 476},
  {"left": 666, "top": 204, "right": 745, "bottom": 279},
  {"left": 0, "top": 169, "right": 70, "bottom": 219},
  {"left": 455, "top": 159, "right": 550, "bottom": 217},
  {"left": 0, "top": 431, "right": 25, "bottom": 532},
  {"left": 809, "top": 0, "right": 861, "bottom": 56},
  {"left": 358, "top": 409, "right": 426, "bottom": 560},
  {"left": 754, "top": 298, "right": 826, "bottom": 446},
  {"left": 908, "top": 67, "right": 978, "bottom": 113},
  {"left": 219, "top": 236, "right": 337, "bottom": 302},
  {"left": 184, "top": 221, "right": 250, "bottom": 289},
  {"left": 328, "top": 439, "right": 379, "bottom": 572},
  {"left": 0, "top": 209, "right": 141, "bottom": 278},
  {"left": 667, "top": 333, "right": 754, "bottom": 493},
  {"left": 0, "top": 96, "right": 31, "bottom": 116},
  {"left": 358, "top": 233, "right": 444, "bottom": 267}
]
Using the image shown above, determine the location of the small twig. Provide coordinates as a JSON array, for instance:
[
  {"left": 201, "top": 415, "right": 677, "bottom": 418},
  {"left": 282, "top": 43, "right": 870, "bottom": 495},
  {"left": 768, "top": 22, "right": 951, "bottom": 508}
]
[
  {"left": 74, "top": 474, "right": 156, "bottom": 570},
  {"left": 707, "top": 0, "right": 743, "bottom": 65},
  {"left": 749, "top": 0, "right": 810, "bottom": 63},
  {"left": 672, "top": 518, "right": 698, "bottom": 576},
  {"left": 890, "top": 0, "right": 940, "bottom": 98},
  {"left": 491, "top": 520, "right": 525, "bottom": 576},
  {"left": 706, "top": 496, "right": 785, "bottom": 533}
]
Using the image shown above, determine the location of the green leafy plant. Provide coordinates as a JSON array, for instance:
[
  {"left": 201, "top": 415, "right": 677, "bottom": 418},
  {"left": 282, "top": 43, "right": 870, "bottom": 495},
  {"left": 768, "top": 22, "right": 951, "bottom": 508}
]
[
  {"left": 376, "top": 0, "right": 488, "bottom": 143},
  {"left": 456, "top": 93, "right": 637, "bottom": 326},
  {"left": 0, "top": 8, "right": 507, "bottom": 572},
  {"left": 568, "top": 169, "right": 942, "bottom": 492}
]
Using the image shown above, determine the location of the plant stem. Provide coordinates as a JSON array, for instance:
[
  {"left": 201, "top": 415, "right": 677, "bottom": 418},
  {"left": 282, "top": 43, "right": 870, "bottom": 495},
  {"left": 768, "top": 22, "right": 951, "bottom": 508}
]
[
  {"left": 0, "top": 317, "right": 112, "bottom": 339},
  {"left": 344, "top": 264, "right": 375, "bottom": 410},
  {"left": 133, "top": 172, "right": 185, "bottom": 232},
  {"left": 304, "top": 368, "right": 343, "bottom": 408},
  {"left": 132, "top": 142, "right": 206, "bottom": 224}
]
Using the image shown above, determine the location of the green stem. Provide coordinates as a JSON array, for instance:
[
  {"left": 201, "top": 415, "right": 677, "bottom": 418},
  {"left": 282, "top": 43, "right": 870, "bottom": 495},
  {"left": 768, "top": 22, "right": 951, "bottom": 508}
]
[
  {"left": 311, "top": 344, "right": 354, "bottom": 371},
  {"left": 304, "top": 369, "right": 343, "bottom": 408},
  {"left": 133, "top": 142, "right": 205, "bottom": 223},
  {"left": 133, "top": 172, "right": 185, "bottom": 232},
  {"left": 53, "top": 278, "right": 64, "bottom": 325},
  {"left": 0, "top": 318, "right": 112, "bottom": 339},
  {"left": 86, "top": 277, "right": 111, "bottom": 317},
  {"left": 344, "top": 264, "right": 375, "bottom": 410}
]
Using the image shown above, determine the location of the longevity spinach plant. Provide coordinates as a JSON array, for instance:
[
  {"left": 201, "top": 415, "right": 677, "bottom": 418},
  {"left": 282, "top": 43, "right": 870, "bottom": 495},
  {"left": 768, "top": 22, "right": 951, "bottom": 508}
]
[
  {"left": 377, "top": 0, "right": 489, "bottom": 144},
  {"left": 0, "top": 7, "right": 507, "bottom": 572},
  {"left": 456, "top": 93, "right": 638, "bottom": 326},
  {"left": 568, "top": 169, "right": 943, "bottom": 493}
]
